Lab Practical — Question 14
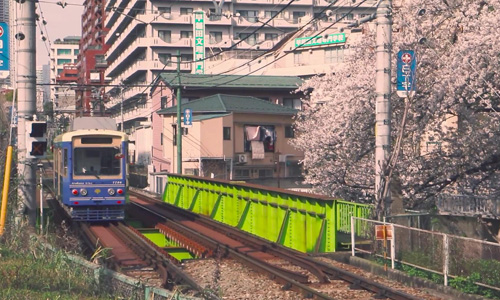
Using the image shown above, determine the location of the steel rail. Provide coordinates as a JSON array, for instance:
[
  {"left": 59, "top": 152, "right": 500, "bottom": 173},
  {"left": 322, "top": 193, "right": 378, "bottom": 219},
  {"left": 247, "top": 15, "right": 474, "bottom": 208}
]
[
  {"left": 130, "top": 189, "right": 421, "bottom": 300},
  {"left": 130, "top": 196, "right": 335, "bottom": 300}
]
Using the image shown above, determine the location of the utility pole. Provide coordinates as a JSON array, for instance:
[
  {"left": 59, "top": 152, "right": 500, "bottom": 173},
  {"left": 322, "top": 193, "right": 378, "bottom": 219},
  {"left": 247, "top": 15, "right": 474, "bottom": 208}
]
[
  {"left": 120, "top": 85, "right": 124, "bottom": 132},
  {"left": 175, "top": 50, "right": 182, "bottom": 174},
  {"left": 374, "top": 0, "right": 392, "bottom": 219},
  {"left": 16, "top": 0, "right": 37, "bottom": 227}
]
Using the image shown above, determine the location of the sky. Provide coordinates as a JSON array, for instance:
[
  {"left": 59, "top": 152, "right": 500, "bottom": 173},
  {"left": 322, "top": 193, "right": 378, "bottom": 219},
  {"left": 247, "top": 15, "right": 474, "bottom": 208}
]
[{"left": 35, "top": 0, "right": 84, "bottom": 66}]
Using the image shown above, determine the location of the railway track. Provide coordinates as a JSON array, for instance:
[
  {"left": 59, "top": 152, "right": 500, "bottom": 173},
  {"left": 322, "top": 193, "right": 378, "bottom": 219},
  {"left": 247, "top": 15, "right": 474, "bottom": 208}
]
[{"left": 129, "top": 190, "right": 422, "bottom": 300}]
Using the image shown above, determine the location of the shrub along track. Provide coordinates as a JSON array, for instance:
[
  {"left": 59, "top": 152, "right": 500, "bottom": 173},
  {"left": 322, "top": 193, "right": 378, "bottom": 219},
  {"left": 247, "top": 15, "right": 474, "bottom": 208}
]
[{"left": 129, "top": 189, "right": 422, "bottom": 300}]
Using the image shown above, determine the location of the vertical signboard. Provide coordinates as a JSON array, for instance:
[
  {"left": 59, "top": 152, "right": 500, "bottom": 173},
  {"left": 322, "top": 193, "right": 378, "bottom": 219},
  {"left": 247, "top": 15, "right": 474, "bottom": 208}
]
[
  {"left": 0, "top": 22, "right": 10, "bottom": 79},
  {"left": 193, "top": 11, "right": 205, "bottom": 74},
  {"left": 396, "top": 50, "right": 416, "bottom": 98},
  {"left": 183, "top": 108, "right": 193, "bottom": 127}
]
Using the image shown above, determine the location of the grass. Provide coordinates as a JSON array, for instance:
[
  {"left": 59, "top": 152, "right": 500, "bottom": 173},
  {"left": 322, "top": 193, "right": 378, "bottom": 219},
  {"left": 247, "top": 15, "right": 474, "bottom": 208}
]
[{"left": 0, "top": 222, "right": 116, "bottom": 300}]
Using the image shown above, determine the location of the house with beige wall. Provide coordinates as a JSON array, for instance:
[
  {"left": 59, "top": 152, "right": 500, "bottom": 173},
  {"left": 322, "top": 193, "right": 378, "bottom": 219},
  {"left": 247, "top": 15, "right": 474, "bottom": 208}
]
[
  {"left": 156, "top": 94, "right": 304, "bottom": 190},
  {"left": 148, "top": 73, "right": 304, "bottom": 193}
]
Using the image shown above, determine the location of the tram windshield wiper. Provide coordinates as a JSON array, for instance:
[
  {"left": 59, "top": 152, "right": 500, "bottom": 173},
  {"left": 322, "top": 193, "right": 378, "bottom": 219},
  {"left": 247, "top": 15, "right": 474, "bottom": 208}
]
[{"left": 91, "top": 171, "right": 100, "bottom": 179}]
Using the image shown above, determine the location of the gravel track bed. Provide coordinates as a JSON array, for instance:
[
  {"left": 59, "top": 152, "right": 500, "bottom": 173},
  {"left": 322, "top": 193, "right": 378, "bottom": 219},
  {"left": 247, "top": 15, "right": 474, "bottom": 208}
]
[{"left": 182, "top": 257, "right": 447, "bottom": 299}]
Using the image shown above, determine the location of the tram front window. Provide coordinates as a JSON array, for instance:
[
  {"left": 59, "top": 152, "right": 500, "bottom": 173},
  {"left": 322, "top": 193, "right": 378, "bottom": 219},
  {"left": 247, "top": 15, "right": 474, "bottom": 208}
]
[{"left": 74, "top": 147, "right": 122, "bottom": 176}]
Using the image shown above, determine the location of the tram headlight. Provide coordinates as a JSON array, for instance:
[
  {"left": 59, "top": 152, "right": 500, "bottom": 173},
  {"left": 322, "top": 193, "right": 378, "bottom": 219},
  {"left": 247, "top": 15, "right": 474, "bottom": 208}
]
[
  {"left": 80, "top": 188, "right": 88, "bottom": 196},
  {"left": 107, "top": 188, "right": 116, "bottom": 196}
]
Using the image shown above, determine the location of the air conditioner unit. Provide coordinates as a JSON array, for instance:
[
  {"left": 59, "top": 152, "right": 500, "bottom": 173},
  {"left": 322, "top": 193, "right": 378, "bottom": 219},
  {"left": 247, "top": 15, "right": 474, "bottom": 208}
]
[{"left": 237, "top": 154, "right": 248, "bottom": 164}]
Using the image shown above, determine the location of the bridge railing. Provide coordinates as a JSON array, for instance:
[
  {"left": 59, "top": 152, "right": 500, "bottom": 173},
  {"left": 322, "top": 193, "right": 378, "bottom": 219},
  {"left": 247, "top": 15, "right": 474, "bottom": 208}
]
[{"left": 163, "top": 174, "right": 372, "bottom": 253}]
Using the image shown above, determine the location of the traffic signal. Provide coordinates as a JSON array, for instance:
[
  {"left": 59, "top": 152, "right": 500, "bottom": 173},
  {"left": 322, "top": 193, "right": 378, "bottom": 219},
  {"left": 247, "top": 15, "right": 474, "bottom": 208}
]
[{"left": 26, "top": 121, "right": 48, "bottom": 158}]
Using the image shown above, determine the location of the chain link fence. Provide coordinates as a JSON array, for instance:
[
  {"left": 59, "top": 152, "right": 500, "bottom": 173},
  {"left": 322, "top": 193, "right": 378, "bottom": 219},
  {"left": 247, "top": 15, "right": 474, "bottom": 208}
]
[{"left": 351, "top": 217, "right": 500, "bottom": 292}]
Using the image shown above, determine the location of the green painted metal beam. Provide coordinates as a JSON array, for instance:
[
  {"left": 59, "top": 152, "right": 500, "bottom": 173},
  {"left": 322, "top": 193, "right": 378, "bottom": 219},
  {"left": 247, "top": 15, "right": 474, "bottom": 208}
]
[{"left": 163, "top": 175, "right": 372, "bottom": 253}]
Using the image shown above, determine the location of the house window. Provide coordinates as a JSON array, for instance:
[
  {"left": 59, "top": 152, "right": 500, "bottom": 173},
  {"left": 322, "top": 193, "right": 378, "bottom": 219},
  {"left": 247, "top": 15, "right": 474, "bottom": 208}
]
[
  {"left": 258, "top": 169, "right": 273, "bottom": 178},
  {"left": 57, "top": 58, "right": 71, "bottom": 65},
  {"left": 283, "top": 98, "right": 302, "bottom": 110},
  {"left": 74, "top": 49, "right": 79, "bottom": 55},
  {"left": 181, "top": 54, "right": 193, "bottom": 62},
  {"left": 185, "top": 168, "right": 199, "bottom": 176},
  {"left": 292, "top": 11, "right": 306, "bottom": 23},
  {"left": 265, "top": 33, "right": 278, "bottom": 41},
  {"left": 158, "top": 30, "right": 171, "bottom": 43},
  {"left": 181, "top": 31, "right": 193, "bottom": 39},
  {"left": 158, "top": 53, "right": 171, "bottom": 66},
  {"left": 158, "top": 7, "right": 171, "bottom": 14},
  {"left": 325, "top": 46, "right": 345, "bottom": 63},
  {"left": 160, "top": 133, "right": 163, "bottom": 145},
  {"left": 265, "top": 11, "right": 278, "bottom": 18},
  {"left": 294, "top": 52, "right": 303, "bottom": 66},
  {"left": 244, "top": 125, "right": 275, "bottom": 152},
  {"left": 180, "top": 7, "right": 193, "bottom": 15},
  {"left": 161, "top": 96, "right": 168, "bottom": 109},
  {"left": 237, "top": 10, "right": 258, "bottom": 22},
  {"left": 57, "top": 49, "right": 71, "bottom": 55},
  {"left": 223, "top": 127, "right": 231, "bottom": 140},
  {"left": 235, "top": 168, "right": 250, "bottom": 179},
  {"left": 209, "top": 31, "right": 223, "bottom": 44},
  {"left": 285, "top": 125, "right": 294, "bottom": 138},
  {"left": 238, "top": 33, "right": 259, "bottom": 45},
  {"left": 172, "top": 125, "right": 177, "bottom": 146}
]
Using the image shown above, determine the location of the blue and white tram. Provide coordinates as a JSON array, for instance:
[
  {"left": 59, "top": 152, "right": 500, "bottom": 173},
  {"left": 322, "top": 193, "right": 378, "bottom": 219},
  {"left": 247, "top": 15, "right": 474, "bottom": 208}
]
[{"left": 53, "top": 124, "right": 128, "bottom": 221}]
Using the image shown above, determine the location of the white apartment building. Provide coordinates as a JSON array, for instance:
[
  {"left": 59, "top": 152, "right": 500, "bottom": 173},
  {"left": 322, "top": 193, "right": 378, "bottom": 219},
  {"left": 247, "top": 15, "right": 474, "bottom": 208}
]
[
  {"left": 103, "top": 0, "right": 376, "bottom": 166},
  {"left": 49, "top": 36, "right": 80, "bottom": 110}
]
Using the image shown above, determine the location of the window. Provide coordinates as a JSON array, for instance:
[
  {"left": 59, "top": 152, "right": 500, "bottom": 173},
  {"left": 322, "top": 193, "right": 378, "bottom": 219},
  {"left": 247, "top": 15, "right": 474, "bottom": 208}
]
[
  {"left": 74, "top": 49, "right": 79, "bottom": 55},
  {"left": 181, "top": 54, "right": 193, "bottom": 62},
  {"left": 223, "top": 127, "right": 231, "bottom": 140},
  {"left": 292, "top": 11, "right": 306, "bottom": 22},
  {"left": 158, "top": 30, "right": 171, "bottom": 43},
  {"left": 63, "top": 148, "right": 68, "bottom": 176},
  {"left": 235, "top": 168, "right": 250, "bottom": 179},
  {"left": 265, "top": 33, "right": 278, "bottom": 41},
  {"left": 161, "top": 96, "right": 168, "bottom": 109},
  {"left": 57, "top": 49, "right": 71, "bottom": 55},
  {"left": 239, "top": 33, "right": 259, "bottom": 45},
  {"left": 185, "top": 168, "right": 199, "bottom": 176},
  {"left": 283, "top": 98, "right": 302, "bottom": 110},
  {"left": 172, "top": 125, "right": 177, "bottom": 146},
  {"left": 258, "top": 169, "right": 273, "bottom": 178},
  {"left": 160, "top": 133, "right": 164, "bottom": 146},
  {"left": 336, "top": 13, "right": 353, "bottom": 21},
  {"left": 180, "top": 7, "right": 193, "bottom": 15},
  {"left": 244, "top": 125, "right": 275, "bottom": 152},
  {"left": 158, "top": 7, "right": 171, "bottom": 14},
  {"left": 265, "top": 11, "right": 278, "bottom": 18},
  {"left": 181, "top": 31, "right": 193, "bottom": 39},
  {"left": 57, "top": 58, "right": 71, "bottom": 65},
  {"left": 158, "top": 53, "right": 171, "bottom": 66},
  {"left": 285, "top": 125, "right": 294, "bottom": 138},
  {"left": 237, "top": 10, "right": 258, "bottom": 22},
  {"left": 73, "top": 147, "right": 122, "bottom": 176},
  {"left": 294, "top": 52, "right": 303, "bottom": 65},
  {"left": 209, "top": 31, "right": 223, "bottom": 44},
  {"left": 325, "top": 46, "right": 345, "bottom": 63}
]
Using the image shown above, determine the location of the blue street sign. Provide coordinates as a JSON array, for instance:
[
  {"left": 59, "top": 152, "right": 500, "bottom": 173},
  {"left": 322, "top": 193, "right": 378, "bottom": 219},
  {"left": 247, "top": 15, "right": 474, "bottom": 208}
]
[
  {"left": 396, "top": 50, "right": 416, "bottom": 98},
  {"left": 0, "top": 22, "right": 9, "bottom": 78},
  {"left": 183, "top": 108, "right": 192, "bottom": 126}
]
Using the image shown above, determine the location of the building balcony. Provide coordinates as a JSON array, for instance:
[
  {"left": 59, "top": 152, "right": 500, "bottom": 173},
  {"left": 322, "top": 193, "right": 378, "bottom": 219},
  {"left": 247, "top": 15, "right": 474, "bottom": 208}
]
[
  {"left": 107, "top": 36, "right": 149, "bottom": 71},
  {"left": 149, "top": 14, "right": 192, "bottom": 25},
  {"left": 205, "top": 15, "right": 232, "bottom": 26}
]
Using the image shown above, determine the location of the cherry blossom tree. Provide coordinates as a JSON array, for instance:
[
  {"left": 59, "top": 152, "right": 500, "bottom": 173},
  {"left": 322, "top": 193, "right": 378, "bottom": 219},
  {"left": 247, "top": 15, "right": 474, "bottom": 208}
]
[{"left": 293, "top": 0, "right": 500, "bottom": 212}]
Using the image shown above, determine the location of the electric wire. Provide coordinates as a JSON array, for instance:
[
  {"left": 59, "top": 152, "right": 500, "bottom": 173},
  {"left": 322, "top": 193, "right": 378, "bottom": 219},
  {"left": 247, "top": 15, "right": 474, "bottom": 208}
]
[{"left": 184, "top": 0, "right": 372, "bottom": 90}]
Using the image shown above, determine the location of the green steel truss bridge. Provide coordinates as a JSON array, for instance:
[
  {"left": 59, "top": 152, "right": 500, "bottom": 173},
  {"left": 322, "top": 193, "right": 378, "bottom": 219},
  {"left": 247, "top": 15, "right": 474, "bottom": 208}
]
[{"left": 163, "top": 174, "right": 372, "bottom": 253}]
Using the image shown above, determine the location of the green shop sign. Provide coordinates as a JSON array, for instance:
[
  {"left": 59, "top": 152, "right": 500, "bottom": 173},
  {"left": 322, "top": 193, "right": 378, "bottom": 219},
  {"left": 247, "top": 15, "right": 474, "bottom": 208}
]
[
  {"left": 193, "top": 11, "right": 205, "bottom": 74},
  {"left": 295, "top": 33, "right": 346, "bottom": 48}
]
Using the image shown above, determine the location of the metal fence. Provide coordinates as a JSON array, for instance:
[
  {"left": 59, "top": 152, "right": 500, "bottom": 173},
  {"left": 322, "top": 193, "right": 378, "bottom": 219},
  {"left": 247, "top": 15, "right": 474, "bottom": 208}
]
[{"left": 351, "top": 217, "right": 500, "bottom": 291}]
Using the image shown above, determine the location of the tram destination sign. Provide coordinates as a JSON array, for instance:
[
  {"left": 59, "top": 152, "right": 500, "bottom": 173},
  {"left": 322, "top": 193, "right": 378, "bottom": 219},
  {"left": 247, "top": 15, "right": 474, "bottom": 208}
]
[{"left": 295, "top": 33, "right": 345, "bottom": 48}]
